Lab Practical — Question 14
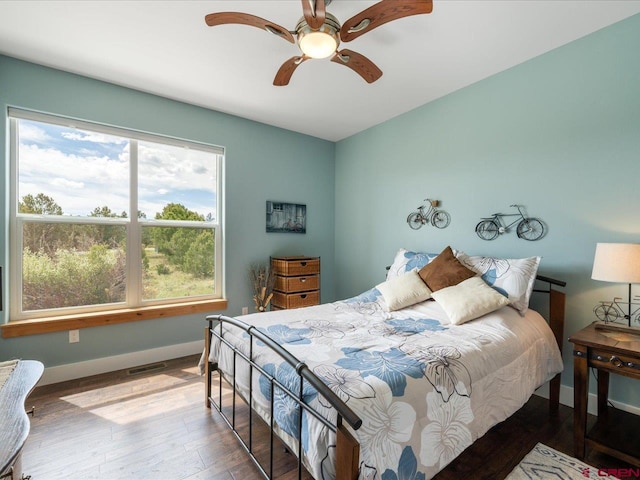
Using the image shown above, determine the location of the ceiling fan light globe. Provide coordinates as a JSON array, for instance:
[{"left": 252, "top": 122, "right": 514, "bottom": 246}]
[
  {"left": 295, "top": 13, "right": 341, "bottom": 59},
  {"left": 299, "top": 31, "right": 338, "bottom": 59}
]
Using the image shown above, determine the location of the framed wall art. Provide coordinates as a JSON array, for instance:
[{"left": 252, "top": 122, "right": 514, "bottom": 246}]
[{"left": 266, "top": 201, "right": 306, "bottom": 234}]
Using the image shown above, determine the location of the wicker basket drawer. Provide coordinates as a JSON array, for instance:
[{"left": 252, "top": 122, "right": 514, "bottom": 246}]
[
  {"left": 274, "top": 274, "right": 319, "bottom": 293},
  {"left": 271, "top": 257, "right": 320, "bottom": 276},
  {"left": 272, "top": 291, "right": 320, "bottom": 309}
]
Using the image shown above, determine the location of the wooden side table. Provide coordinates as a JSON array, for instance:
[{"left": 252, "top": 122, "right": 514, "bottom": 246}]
[{"left": 569, "top": 323, "right": 640, "bottom": 466}]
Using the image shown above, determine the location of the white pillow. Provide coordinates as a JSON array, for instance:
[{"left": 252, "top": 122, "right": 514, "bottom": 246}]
[
  {"left": 455, "top": 251, "right": 541, "bottom": 315},
  {"left": 387, "top": 248, "right": 439, "bottom": 280},
  {"left": 431, "top": 276, "right": 510, "bottom": 325},
  {"left": 376, "top": 270, "right": 432, "bottom": 311}
]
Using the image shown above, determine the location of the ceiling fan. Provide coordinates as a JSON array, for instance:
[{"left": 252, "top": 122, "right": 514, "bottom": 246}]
[{"left": 205, "top": 0, "right": 433, "bottom": 86}]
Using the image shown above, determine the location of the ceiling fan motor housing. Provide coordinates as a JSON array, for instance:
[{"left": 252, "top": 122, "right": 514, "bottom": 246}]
[{"left": 295, "top": 12, "right": 341, "bottom": 59}]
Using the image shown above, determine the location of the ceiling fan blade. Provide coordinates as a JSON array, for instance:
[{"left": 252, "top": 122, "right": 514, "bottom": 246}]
[
  {"left": 301, "top": 0, "right": 326, "bottom": 30},
  {"left": 205, "top": 12, "right": 295, "bottom": 43},
  {"left": 331, "top": 49, "right": 382, "bottom": 84},
  {"left": 340, "top": 0, "right": 433, "bottom": 42},
  {"left": 274, "top": 56, "right": 310, "bottom": 86}
]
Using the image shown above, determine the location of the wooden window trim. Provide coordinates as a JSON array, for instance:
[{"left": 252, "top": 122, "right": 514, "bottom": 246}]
[{"left": 1, "top": 299, "right": 228, "bottom": 338}]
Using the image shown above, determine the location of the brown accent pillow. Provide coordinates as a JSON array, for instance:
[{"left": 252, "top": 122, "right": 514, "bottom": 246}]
[{"left": 418, "top": 246, "right": 476, "bottom": 291}]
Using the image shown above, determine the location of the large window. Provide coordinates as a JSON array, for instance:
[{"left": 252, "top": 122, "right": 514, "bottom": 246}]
[{"left": 8, "top": 109, "right": 224, "bottom": 321}]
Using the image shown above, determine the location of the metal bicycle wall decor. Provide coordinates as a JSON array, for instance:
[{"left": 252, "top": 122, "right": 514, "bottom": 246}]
[
  {"left": 407, "top": 198, "right": 451, "bottom": 230},
  {"left": 475, "top": 204, "right": 545, "bottom": 241}
]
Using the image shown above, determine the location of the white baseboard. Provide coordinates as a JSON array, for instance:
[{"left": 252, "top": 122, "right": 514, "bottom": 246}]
[
  {"left": 39, "top": 340, "right": 204, "bottom": 386},
  {"left": 534, "top": 382, "right": 640, "bottom": 416}
]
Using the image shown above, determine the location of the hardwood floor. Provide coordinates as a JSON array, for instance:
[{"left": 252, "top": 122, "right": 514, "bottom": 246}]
[{"left": 20, "top": 355, "right": 631, "bottom": 480}]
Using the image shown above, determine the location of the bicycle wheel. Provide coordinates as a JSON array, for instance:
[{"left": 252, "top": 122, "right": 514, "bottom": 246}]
[
  {"left": 516, "top": 218, "right": 544, "bottom": 241},
  {"left": 407, "top": 212, "right": 424, "bottom": 230},
  {"left": 594, "top": 304, "right": 620, "bottom": 323},
  {"left": 476, "top": 220, "right": 499, "bottom": 240},
  {"left": 431, "top": 210, "right": 451, "bottom": 229}
]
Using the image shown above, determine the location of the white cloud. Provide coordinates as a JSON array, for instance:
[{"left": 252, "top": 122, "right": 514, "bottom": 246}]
[
  {"left": 18, "top": 144, "right": 129, "bottom": 215},
  {"left": 61, "top": 130, "right": 126, "bottom": 144},
  {"left": 138, "top": 142, "right": 216, "bottom": 193},
  {"left": 17, "top": 129, "right": 217, "bottom": 219},
  {"left": 18, "top": 123, "right": 52, "bottom": 143},
  {"left": 51, "top": 178, "right": 84, "bottom": 189}
]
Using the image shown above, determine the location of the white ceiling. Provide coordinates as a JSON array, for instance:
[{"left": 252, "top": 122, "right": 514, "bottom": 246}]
[{"left": 1, "top": 1, "right": 639, "bottom": 141}]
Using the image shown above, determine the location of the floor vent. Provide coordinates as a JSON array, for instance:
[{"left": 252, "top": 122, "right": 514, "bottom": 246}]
[{"left": 127, "top": 362, "right": 167, "bottom": 375}]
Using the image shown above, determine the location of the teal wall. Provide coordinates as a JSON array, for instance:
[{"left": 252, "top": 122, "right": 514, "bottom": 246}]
[
  {"left": 335, "top": 14, "right": 640, "bottom": 407},
  {"left": 0, "top": 55, "right": 335, "bottom": 366},
  {"left": 2, "top": 13, "right": 639, "bottom": 408}
]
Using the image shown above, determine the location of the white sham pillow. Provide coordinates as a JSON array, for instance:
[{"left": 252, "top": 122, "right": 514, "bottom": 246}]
[
  {"left": 376, "top": 270, "right": 432, "bottom": 311},
  {"left": 431, "top": 276, "right": 510, "bottom": 325},
  {"left": 455, "top": 251, "right": 541, "bottom": 316},
  {"left": 387, "top": 248, "right": 439, "bottom": 280}
]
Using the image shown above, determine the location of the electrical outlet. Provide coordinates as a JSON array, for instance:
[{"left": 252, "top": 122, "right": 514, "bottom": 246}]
[
  {"left": 69, "top": 329, "right": 80, "bottom": 343},
  {"left": 241, "top": 306, "right": 249, "bottom": 315}
]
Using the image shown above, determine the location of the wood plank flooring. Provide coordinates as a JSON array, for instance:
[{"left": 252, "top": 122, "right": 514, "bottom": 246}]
[{"left": 20, "top": 355, "right": 632, "bottom": 480}]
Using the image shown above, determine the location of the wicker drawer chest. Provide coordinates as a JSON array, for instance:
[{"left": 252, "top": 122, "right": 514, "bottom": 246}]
[{"left": 271, "top": 256, "right": 320, "bottom": 310}]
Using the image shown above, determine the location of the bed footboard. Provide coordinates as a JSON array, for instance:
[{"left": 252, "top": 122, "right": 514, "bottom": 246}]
[{"left": 204, "top": 314, "right": 362, "bottom": 480}]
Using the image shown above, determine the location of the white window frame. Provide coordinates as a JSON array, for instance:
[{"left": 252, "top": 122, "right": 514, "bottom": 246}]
[{"left": 8, "top": 108, "right": 224, "bottom": 321}]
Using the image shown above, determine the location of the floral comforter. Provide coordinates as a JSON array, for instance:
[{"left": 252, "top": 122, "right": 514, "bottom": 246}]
[{"left": 207, "top": 288, "right": 563, "bottom": 480}]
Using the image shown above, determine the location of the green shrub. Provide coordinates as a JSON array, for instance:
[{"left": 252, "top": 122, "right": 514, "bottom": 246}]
[
  {"left": 183, "top": 230, "right": 214, "bottom": 278},
  {"left": 22, "top": 245, "right": 126, "bottom": 310},
  {"left": 156, "top": 263, "right": 171, "bottom": 275}
]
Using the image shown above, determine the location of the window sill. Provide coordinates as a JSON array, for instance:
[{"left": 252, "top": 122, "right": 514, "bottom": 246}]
[{"left": 1, "top": 299, "right": 228, "bottom": 338}]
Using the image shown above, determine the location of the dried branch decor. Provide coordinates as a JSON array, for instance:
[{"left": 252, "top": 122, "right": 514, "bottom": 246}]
[{"left": 249, "top": 263, "right": 275, "bottom": 312}]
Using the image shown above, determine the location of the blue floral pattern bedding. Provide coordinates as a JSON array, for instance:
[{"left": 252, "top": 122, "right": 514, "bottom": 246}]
[{"left": 209, "top": 288, "right": 563, "bottom": 480}]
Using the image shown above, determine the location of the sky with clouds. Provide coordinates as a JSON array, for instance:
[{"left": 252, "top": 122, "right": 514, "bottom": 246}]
[{"left": 17, "top": 119, "right": 218, "bottom": 221}]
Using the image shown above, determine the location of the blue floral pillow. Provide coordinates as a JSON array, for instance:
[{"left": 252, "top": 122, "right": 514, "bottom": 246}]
[
  {"left": 387, "top": 248, "right": 439, "bottom": 280},
  {"left": 455, "top": 251, "right": 541, "bottom": 315}
]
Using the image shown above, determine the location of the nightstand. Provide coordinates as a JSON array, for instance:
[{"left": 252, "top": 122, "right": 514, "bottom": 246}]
[{"left": 569, "top": 323, "right": 640, "bottom": 466}]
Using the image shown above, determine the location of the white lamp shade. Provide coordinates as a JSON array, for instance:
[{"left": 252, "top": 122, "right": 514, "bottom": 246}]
[{"left": 592, "top": 243, "right": 640, "bottom": 283}]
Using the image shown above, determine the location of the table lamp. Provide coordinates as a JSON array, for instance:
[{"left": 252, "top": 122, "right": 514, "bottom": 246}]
[{"left": 591, "top": 243, "right": 640, "bottom": 331}]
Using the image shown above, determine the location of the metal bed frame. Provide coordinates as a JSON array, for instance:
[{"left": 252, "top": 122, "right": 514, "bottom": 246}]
[{"left": 203, "top": 274, "right": 566, "bottom": 480}]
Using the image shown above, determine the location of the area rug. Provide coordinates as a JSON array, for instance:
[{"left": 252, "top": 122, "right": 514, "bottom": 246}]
[{"left": 505, "top": 443, "right": 611, "bottom": 479}]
